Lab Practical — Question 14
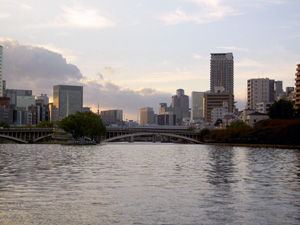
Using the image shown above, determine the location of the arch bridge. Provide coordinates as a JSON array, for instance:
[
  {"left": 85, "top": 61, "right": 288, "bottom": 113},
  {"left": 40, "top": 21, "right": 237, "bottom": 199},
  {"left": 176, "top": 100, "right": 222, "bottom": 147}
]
[
  {"left": 105, "top": 127, "right": 201, "bottom": 144},
  {"left": 0, "top": 127, "right": 201, "bottom": 144},
  {"left": 0, "top": 128, "right": 71, "bottom": 144}
]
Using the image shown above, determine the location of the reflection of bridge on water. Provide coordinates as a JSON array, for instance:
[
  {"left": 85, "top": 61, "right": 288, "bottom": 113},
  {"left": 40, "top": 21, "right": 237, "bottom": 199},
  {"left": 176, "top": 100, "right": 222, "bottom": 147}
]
[
  {"left": 0, "top": 127, "right": 201, "bottom": 144},
  {"left": 105, "top": 127, "right": 201, "bottom": 144}
]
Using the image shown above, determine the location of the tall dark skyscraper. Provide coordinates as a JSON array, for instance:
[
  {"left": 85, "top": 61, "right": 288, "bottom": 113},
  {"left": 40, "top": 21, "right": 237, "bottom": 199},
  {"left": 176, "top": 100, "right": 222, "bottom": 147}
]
[
  {"left": 53, "top": 85, "right": 83, "bottom": 121},
  {"left": 210, "top": 53, "right": 234, "bottom": 94},
  {"left": 0, "top": 45, "right": 3, "bottom": 97}
]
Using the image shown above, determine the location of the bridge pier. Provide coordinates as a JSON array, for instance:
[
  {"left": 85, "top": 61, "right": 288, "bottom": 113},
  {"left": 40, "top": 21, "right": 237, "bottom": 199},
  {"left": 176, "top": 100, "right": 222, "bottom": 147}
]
[
  {"left": 128, "top": 135, "right": 134, "bottom": 143},
  {"left": 152, "top": 135, "right": 156, "bottom": 143}
]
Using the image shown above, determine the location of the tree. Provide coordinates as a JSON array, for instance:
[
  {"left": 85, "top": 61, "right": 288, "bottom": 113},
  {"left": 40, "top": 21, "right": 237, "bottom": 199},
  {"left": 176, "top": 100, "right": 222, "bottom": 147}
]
[
  {"left": 59, "top": 111, "right": 106, "bottom": 141},
  {"left": 36, "top": 121, "right": 54, "bottom": 128},
  {"left": 0, "top": 122, "right": 10, "bottom": 128},
  {"left": 199, "top": 128, "right": 210, "bottom": 142},
  {"left": 228, "top": 121, "right": 250, "bottom": 129},
  {"left": 268, "top": 99, "right": 294, "bottom": 119}
]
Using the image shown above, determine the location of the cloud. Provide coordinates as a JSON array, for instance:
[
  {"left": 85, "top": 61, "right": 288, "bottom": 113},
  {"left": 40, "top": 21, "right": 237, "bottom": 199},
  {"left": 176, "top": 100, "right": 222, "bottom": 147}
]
[
  {"left": 1, "top": 38, "right": 172, "bottom": 119},
  {"left": 58, "top": 4, "right": 116, "bottom": 28},
  {"left": 235, "top": 58, "right": 267, "bottom": 68},
  {"left": 97, "top": 72, "right": 104, "bottom": 80},
  {"left": 83, "top": 79, "right": 171, "bottom": 118},
  {"left": 192, "top": 54, "right": 207, "bottom": 60},
  {"left": 1, "top": 38, "right": 83, "bottom": 92},
  {"left": 264, "top": 0, "right": 286, "bottom": 4},
  {"left": 25, "top": 4, "right": 116, "bottom": 29},
  {"left": 104, "top": 66, "right": 116, "bottom": 76},
  {"left": 216, "top": 46, "right": 249, "bottom": 52},
  {"left": 0, "top": 12, "right": 10, "bottom": 19},
  {"left": 159, "top": 0, "right": 239, "bottom": 25},
  {"left": 2, "top": 0, "right": 32, "bottom": 10}
]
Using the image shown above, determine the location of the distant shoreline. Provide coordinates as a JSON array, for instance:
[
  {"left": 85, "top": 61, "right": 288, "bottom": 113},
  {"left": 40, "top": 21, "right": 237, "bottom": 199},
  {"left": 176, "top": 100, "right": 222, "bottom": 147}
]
[{"left": 204, "top": 142, "right": 300, "bottom": 149}]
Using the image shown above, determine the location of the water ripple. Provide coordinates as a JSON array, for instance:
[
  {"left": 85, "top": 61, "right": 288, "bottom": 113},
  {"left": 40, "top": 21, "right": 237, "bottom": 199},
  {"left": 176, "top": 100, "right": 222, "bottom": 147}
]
[{"left": 0, "top": 143, "right": 299, "bottom": 224}]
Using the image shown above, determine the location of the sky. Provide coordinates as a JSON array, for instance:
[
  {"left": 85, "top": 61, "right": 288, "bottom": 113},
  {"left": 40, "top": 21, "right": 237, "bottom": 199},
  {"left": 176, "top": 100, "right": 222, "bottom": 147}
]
[{"left": 1, "top": 0, "right": 299, "bottom": 120}]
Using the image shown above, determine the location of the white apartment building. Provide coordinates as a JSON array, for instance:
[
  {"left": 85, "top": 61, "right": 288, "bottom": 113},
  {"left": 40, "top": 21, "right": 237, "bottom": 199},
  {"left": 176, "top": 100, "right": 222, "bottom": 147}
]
[
  {"left": 256, "top": 102, "right": 272, "bottom": 114},
  {"left": 247, "top": 78, "right": 275, "bottom": 110},
  {"left": 211, "top": 102, "right": 229, "bottom": 124}
]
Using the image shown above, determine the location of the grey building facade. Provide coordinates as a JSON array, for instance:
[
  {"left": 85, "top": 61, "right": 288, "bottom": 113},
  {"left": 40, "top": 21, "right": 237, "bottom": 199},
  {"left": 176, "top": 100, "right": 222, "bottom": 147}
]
[
  {"left": 210, "top": 53, "right": 234, "bottom": 94},
  {"left": 53, "top": 85, "right": 83, "bottom": 121}
]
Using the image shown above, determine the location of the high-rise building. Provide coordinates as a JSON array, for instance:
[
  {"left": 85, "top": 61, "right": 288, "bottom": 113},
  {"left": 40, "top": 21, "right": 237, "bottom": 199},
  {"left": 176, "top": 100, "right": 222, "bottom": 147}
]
[
  {"left": 53, "top": 85, "right": 83, "bottom": 121},
  {"left": 171, "top": 89, "right": 189, "bottom": 119},
  {"left": 203, "top": 92, "right": 234, "bottom": 122},
  {"left": 210, "top": 53, "right": 234, "bottom": 94},
  {"left": 274, "top": 81, "right": 283, "bottom": 99},
  {"left": 295, "top": 64, "right": 300, "bottom": 109},
  {"left": 247, "top": 78, "right": 277, "bottom": 110},
  {"left": 0, "top": 45, "right": 3, "bottom": 97},
  {"left": 140, "top": 107, "right": 154, "bottom": 125},
  {"left": 191, "top": 91, "right": 204, "bottom": 121}
]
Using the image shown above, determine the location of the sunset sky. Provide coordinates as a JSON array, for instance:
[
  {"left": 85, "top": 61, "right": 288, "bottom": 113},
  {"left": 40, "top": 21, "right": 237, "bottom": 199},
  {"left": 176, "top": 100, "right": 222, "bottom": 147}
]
[{"left": 1, "top": 0, "right": 299, "bottom": 120}]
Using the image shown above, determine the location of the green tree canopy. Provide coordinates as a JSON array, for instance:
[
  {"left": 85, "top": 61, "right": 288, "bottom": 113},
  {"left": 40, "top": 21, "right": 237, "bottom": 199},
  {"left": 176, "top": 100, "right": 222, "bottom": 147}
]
[
  {"left": 36, "top": 121, "right": 54, "bottom": 128},
  {"left": 59, "top": 111, "right": 106, "bottom": 141},
  {"left": 0, "top": 122, "right": 10, "bottom": 128},
  {"left": 268, "top": 99, "right": 294, "bottom": 119},
  {"left": 199, "top": 128, "right": 210, "bottom": 142}
]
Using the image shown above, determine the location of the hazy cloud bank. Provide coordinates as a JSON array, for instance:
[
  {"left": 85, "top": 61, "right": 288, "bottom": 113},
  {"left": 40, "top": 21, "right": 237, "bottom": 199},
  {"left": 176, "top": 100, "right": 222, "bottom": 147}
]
[{"left": 1, "top": 38, "right": 171, "bottom": 119}]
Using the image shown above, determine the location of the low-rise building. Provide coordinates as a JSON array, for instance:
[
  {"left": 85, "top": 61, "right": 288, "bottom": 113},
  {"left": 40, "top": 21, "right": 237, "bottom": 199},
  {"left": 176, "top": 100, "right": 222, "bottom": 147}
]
[{"left": 245, "top": 112, "right": 269, "bottom": 127}]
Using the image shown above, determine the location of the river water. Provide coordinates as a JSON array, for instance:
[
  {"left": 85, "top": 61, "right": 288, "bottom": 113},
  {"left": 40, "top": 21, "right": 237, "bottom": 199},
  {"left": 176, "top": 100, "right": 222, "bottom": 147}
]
[{"left": 0, "top": 143, "right": 299, "bottom": 225}]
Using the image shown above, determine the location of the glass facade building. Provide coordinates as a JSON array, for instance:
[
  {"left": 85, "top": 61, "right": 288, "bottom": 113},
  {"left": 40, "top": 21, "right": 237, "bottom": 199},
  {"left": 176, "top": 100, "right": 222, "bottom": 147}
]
[{"left": 53, "top": 85, "right": 83, "bottom": 121}]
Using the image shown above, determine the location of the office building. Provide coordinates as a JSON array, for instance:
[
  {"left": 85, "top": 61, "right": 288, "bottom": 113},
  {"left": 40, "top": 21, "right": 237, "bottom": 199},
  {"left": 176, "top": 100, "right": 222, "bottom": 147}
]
[
  {"left": 100, "top": 109, "right": 123, "bottom": 126},
  {"left": 53, "top": 85, "right": 83, "bottom": 121},
  {"left": 35, "top": 93, "right": 49, "bottom": 105},
  {"left": 210, "top": 53, "right": 234, "bottom": 94},
  {"left": 4, "top": 89, "right": 32, "bottom": 106},
  {"left": 286, "top": 87, "right": 294, "bottom": 96},
  {"left": 159, "top": 103, "right": 182, "bottom": 125},
  {"left": 204, "top": 92, "right": 234, "bottom": 122},
  {"left": 157, "top": 112, "right": 176, "bottom": 126},
  {"left": 0, "top": 45, "right": 3, "bottom": 97},
  {"left": 159, "top": 103, "right": 168, "bottom": 114},
  {"left": 191, "top": 91, "right": 204, "bottom": 121},
  {"left": 101, "top": 109, "right": 123, "bottom": 121},
  {"left": 140, "top": 107, "right": 154, "bottom": 125},
  {"left": 296, "top": 64, "right": 300, "bottom": 109},
  {"left": 171, "top": 89, "right": 189, "bottom": 120},
  {"left": 247, "top": 78, "right": 276, "bottom": 110},
  {"left": 274, "top": 81, "right": 283, "bottom": 99}
]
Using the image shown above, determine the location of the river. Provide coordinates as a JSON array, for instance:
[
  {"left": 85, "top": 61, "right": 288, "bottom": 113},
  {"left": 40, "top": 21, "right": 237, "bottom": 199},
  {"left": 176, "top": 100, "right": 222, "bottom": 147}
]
[{"left": 0, "top": 143, "right": 299, "bottom": 224}]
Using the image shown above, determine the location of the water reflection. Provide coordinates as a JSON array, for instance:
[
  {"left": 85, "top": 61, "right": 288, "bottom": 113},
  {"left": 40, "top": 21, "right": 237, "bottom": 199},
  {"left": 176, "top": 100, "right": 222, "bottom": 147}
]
[{"left": 0, "top": 143, "right": 299, "bottom": 225}]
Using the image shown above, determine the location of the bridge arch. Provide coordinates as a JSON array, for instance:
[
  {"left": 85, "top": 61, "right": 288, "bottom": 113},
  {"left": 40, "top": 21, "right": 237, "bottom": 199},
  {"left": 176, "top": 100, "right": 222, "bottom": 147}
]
[
  {"left": 33, "top": 133, "right": 54, "bottom": 143},
  {"left": 103, "top": 132, "right": 201, "bottom": 144},
  {"left": 0, "top": 134, "right": 27, "bottom": 143}
]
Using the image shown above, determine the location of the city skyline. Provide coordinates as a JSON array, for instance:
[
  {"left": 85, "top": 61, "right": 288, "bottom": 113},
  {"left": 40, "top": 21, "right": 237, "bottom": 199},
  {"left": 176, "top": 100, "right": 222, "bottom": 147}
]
[{"left": 1, "top": 0, "right": 299, "bottom": 120}]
